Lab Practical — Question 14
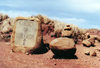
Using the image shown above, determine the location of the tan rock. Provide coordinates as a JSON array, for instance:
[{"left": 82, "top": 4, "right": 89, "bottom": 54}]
[
  {"left": 0, "top": 18, "right": 15, "bottom": 33},
  {"left": 84, "top": 48, "right": 90, "bottom": 55},
  {"left": 95, "top": 48, "right": 100, "bottom": 57},
  {"left": 61, "top": 30, "right": 73, "bottom": 37},
  {"left": 64, "top": 27, "right": 72, "bottom": 30},
  {"left": 50, "top": 37, "right": 76, "bottom": 56},
  {"left": 84, "top": 48, "right": 97, "bottom": 56},
  {"left": 0, "top": 18, "right": 15, "bottom": 41},
  {"left": 95, "top": 36, "right": 100, "bottom": 42},
  {"left": 82, "top": 39, "right": 91, "bottom": 47},
  {"left": 94, "top": 46, "right": 100, "bottom": 52},
  {"left": 0, "top": 13, "right": 9, "bottom": 21},
  {"left": 2, "top": 14, "right": 9, "bottom": 20},
  {"left": 89, "top": 47, "right": 96, "bottom": 56},
  {"left": 82, "top": 37, "right": 95, "bottom": 47},
  {"left": 88, "top": 38, "right": 95, "bottom": 45},
  {"left": 61, "top": 25, "right": 73, "bottom": 37},
  {"left": 90, "top": 50, "right": 96, "bottom": 56},
  {"left": 85, "top": 33, "right": 90, "bottom": 39},
  {"left": 90, "top": 35, "right": 97, "bottom": 39},
  {"left": 11, "top": 17, "right": 42, "bottom": 54}
]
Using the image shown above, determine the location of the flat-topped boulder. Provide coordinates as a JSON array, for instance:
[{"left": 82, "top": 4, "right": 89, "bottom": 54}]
[{"left": 50, "top": 37, "right": 76, "bottom": 56}]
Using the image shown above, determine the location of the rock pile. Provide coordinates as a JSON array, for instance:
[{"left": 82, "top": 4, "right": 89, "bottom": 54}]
[
  {"left": 82, "top": 33, "right": 100, "bottom": 57},
  {"left": 0, "top": 14, "right": 91, "bottom": 57},
  {"left": 0, "top": 18, "right": 15, "bottom": 41},
  {"left": 0, "top": 13, "right": 11, "bottom": 41}
]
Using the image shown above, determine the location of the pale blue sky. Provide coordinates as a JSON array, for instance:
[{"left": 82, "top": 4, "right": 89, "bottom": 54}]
[{"left": 0, "top": 0, "right": 100, "bottom": 29}]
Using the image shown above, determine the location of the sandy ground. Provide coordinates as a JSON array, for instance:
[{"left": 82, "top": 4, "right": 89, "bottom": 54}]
[{"left": 0, "top": 42, "right": 100, "bottom": 68}]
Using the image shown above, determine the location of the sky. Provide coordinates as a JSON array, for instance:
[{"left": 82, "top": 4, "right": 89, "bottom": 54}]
[{"left": 0, "top": 0, "right": 100, "bottom": 29}]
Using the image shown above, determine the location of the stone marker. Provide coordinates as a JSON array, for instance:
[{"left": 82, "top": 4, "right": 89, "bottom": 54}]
[
  {"left": 61, "top": 25, "right": 73, "bottom": 37},
  {"left": 50, "top": 37, "right": 76, "bottom": 56},
  {"left": 11, "top": 17, "right": 42, "bottom": 54}
]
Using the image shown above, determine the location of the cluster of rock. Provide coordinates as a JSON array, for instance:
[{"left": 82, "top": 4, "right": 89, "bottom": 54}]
[
  {"left": 10, "top": 15, "right": 83, "bottom": 56},
  {"left": 0, "top": 13, "right": 91, "bottom": 57},
  {"left": 82, "top": 33, "right": 100, "bottom": 56},
  {"left": 0, "top": 13, "right": 15, "bottom": 41}
]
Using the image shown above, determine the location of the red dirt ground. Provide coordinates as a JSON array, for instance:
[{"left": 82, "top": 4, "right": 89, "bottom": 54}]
[{"left": 0, "top": 42, "right": 100, "bottom": 68}]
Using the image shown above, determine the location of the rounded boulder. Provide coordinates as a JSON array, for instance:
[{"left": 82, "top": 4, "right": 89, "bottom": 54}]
[{"left": 50, "top": 37, "right": 76, "bottom": 56}]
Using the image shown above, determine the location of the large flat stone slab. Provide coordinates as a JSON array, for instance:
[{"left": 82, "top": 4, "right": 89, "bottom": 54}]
[{"left": 11, "top": 18, "right": 42, "bottom": 54}]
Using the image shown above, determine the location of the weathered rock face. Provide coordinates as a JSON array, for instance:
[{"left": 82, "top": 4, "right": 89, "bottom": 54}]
[
  {"left": 34, "top": 15, "right": 56, "bottom": 44},
  {"left": 42, "top": 21, "right": 56, "bottom": 44},
  {"left": 0, "top": 18, "right": 15, "bottom": 41},
  {"left": 11, "top": 17, "right": 42, "bottom": 54},
  {"left": 0, "top": 14, "right": 9, "bottom": 41},
  {"left": 0, "top": 13, "right": 9, "bottom": 22},
  {"left": 50, "top": 37, "right": 76, "bottom": 56},
  {"left": 0, "top": 18, "right": 15, "bottom": 33}
]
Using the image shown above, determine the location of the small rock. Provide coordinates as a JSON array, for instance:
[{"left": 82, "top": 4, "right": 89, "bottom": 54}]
[
  {"left": 84, "top": 49, "right": 90, "bottom": 55},
  {"left": 61, "top": 30, "right": 72, "bottom": 37},
  {"left": 96, "top": 36, "right": 100, "bottom": 42},
  {"left": 88, "top": 38, "right": 95, "bottom": 45},
  {"left": 90, "top": 48, "right": 97, "bottom": 56},
  {"left": 90, "top": 51, "right": 96, "bottom": 56},
  {"left": 61, "top": 25, "right": 73, "bottom": 37},
  {"left": 82, "top": 39, "right": 91, "bottom": 47},
  {"left": 94, "top": 47, "right": 100, "bottom": 52}
]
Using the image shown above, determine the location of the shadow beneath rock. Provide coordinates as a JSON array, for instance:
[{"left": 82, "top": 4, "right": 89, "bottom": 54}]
[
  {"left": 52, "top": 55, "right": 78, "bottom": 59},
  {"left": 29, "top": 44, "right": 50, "bottom": 55}
]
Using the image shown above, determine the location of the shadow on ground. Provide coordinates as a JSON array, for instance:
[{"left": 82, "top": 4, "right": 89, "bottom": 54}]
[{"left": 52, "top": 55, "right": 78, "bottom": 59}]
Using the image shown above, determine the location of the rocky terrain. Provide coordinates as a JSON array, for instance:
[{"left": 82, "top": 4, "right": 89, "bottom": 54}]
[
  {"left": 0, "top": 13, "right": 100, "bottom": 68},
  {"left": 0, "top": 41, "right": 100, "bottom": 68}
]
